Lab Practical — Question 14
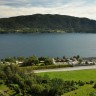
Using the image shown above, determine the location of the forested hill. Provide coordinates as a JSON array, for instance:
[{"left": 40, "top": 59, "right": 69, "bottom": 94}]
[{"left": 0, "top": 14, "right": 96, "bottom": 33}]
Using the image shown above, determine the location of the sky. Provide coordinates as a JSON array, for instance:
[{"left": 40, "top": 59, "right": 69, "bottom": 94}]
[{"left": 0, "top": 0, "right": 96, "bottom": 20}]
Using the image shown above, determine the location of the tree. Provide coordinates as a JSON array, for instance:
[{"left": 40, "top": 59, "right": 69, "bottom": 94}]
[
  {"left": 85, "top": 61, "right": 88, "bottom": 65},
  {"left": 23, "top": 56, "right": 39, "bottom": 66},
  {"left": 38, "top": 57, "right": 46, "bottom": 61},
  {"left": 17, "top": 56, "right": 25, "bottom": 61},
  {"left": 44, "top": 58, "right": 53, "bottom": 65},
  {"left": 63, "top": 56, "right": 66, "bottom": 59},
  {"left": 78, "top": 58, "right": 82, "bottom": 64},
  {"left": 4, "top": 57, "right": 15, "bottom": 62}
]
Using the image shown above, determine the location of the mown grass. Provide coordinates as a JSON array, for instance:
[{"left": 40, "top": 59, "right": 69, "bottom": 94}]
[
  {"left": 63, "top": 84, "right": 95, "bottom": 96},
  {"left": 38, "top": 69, "right": 96, "bottom": 82}
]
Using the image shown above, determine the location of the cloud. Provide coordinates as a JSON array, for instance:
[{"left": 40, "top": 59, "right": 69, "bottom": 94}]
[
  {"left": 0, "top": 0, "right": 96, "bottom": 20},
  {"left": 0, "top": 0, "right": 29, "bottom": 7},
  {"left": 0, "top": 0, "right": 71, "bottom": 8}
]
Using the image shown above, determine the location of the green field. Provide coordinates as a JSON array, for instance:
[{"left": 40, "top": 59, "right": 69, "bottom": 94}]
[
  {"left": 63, "top": 84, "right": 95, "bottom": 96},
  {"left": 38, "top": 69, "right": 96, "bottom": 82},
  {"left": 38, "top": 69, "right": 96, "bottom": 96}
]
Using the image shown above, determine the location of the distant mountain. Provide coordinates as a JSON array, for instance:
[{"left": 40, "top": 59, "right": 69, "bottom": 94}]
[{"left": 0, "top": 14, "right": 96, "bottom": 33}]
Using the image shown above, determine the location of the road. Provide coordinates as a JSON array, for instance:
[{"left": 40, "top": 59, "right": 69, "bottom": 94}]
[{"left": 34, "top": 65, "right": 96, "bottom": 73}]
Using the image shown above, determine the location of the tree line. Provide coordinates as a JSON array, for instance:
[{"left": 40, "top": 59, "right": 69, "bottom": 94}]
[{"left": 1, "top": 56, "right": 53, "bottom": 66}]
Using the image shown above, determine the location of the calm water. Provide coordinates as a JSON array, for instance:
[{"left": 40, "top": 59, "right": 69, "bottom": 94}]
[{"left": 0, "top": 33, "right": 96, "bottom": 58}]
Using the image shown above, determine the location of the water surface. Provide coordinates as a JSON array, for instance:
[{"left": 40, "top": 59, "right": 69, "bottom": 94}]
[{"left": 0, "top": 33, "right": 96, "bottom": 58}]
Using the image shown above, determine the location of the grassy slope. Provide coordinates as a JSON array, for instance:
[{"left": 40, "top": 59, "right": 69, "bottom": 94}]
[
  {"left": 38, "top": 69, "right": 96, "bottom": 82},
  {"left": 63, "top": 84, "right": 95, "bottom": 96}
]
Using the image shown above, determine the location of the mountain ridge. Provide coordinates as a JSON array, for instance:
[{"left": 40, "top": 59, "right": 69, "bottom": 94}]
[{"left": 0, "top": 14, "right": 96, "bottom": 33}]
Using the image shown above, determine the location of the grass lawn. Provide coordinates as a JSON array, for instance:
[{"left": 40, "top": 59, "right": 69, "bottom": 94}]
[
  {"left": 38, "top": 69, "right": 96, "bottom": 82},
  {"left": 63, "top": 84, "right": 95, "bottom": 96}
]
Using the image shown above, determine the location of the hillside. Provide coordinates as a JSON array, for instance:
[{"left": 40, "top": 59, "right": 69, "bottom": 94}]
[{"left": 0, "top": 14, "right": 96, "bottom": 33}]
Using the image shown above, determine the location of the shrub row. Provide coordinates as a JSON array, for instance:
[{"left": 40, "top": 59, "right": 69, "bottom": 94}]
[{"left": 29, "top": 64, "right": 73, "bottom": 70}]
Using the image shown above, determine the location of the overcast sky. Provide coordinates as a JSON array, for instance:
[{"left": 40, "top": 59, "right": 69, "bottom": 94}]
[{"left": 0, "top": 0, "right": 96, "bottom": 20}]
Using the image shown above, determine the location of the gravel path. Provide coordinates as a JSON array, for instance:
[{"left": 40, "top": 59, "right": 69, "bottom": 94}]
[{"left": 34, "top": 65, "right": 96, "bottom": 73}]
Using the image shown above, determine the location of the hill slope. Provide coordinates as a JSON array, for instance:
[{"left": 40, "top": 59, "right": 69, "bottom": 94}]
[{"left": 0, "top": 14, "right": 96, "bottom": 33}]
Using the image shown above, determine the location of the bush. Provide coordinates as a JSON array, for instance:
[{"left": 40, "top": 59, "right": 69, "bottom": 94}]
[
  {"left": 90, "top": 80, "right": 94, "bottom": 84},
  {"left": 78, "top": 80, "right": 85, "bottom": 86},
  {"left": 0, "top": 80, "right": 4, "bottom": 84},
  {"left": 89, "top": 91, "right": 96, "bottom": 96},
  {"left": 30, "top": 64, "right": 72, "bottom": 70},
  {"left": 93, "top": 83, "right": 96, "bottom": 88},
  {"left": 30, "top": 84, "right": 45, "bottom": 95},
  {"left": 9, "top": 84, "right": 20, "bottom": 93}
]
